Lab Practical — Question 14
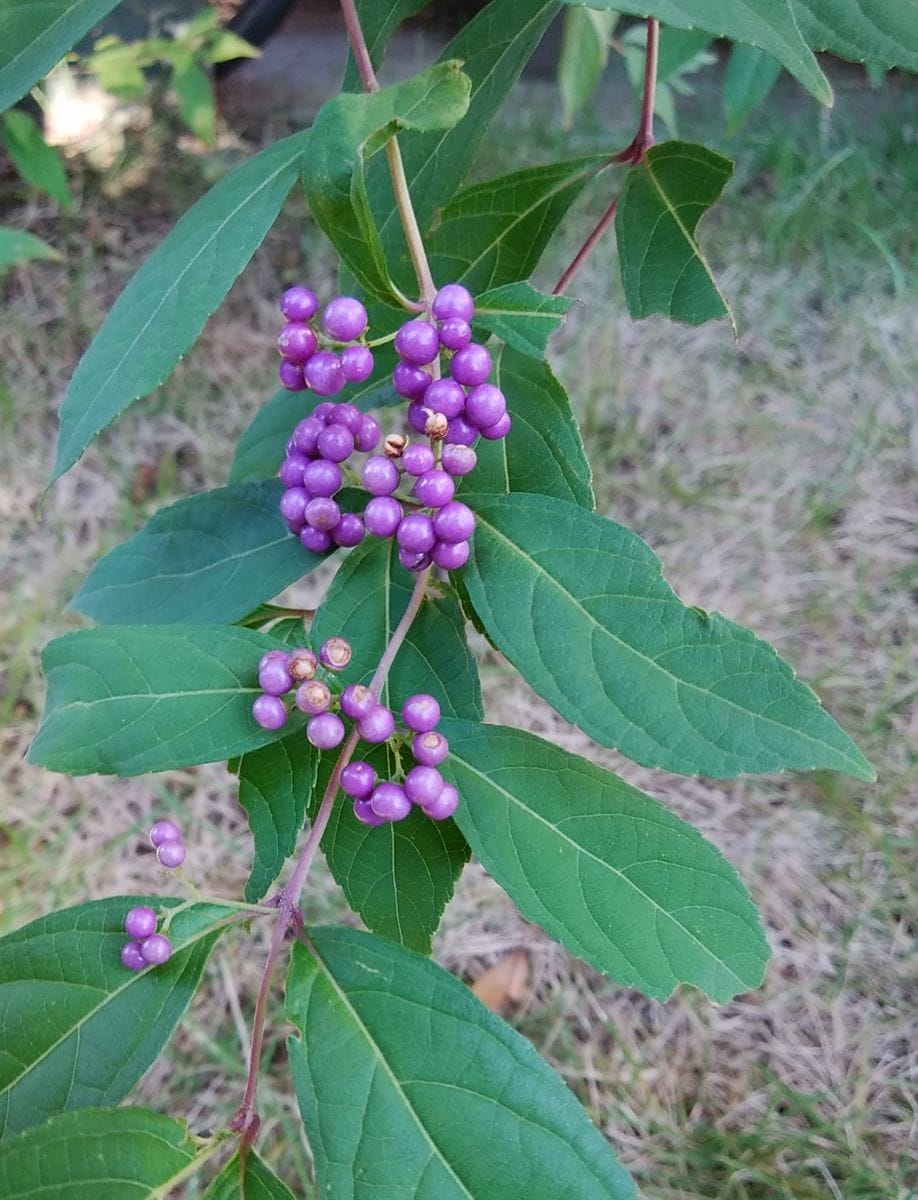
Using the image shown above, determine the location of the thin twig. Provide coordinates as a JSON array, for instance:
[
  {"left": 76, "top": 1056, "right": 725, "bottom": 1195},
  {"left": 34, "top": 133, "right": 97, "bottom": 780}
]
[{"left": 552, "top": 196, "right": 618, "bottom": 296}]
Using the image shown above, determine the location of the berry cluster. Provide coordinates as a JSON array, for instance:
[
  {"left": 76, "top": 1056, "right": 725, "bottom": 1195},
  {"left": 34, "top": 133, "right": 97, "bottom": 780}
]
[
  {"left": 277, "top": 288, "right": 374, "bottom": 396},
  {"left": 120, "top": 905, "right": 172, "bottom": 971},
  {"left": 341, "top": 692, "right": 457, "bottom": 825},
  {"left": 252, "top": 638, "right": 356, "bottom": 746},
  {"left": 149, "top": 817, "right": 185, "bottom": 869}
]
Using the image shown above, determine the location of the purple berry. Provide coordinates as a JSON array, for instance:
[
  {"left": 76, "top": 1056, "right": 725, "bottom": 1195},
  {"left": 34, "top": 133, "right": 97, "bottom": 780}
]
[
  {"left": 465, "top": 384, "right": 506, "bottom": 430},
  {"left": 295, "top": 679, "right": 332, "bottom": 715},
  {"left": 124, "top": 906, "right": 157, "bottom": 940},
  {"left": 404, "top": 764, "right": 445, "bottom": 807},
  {"left": 279, "top": 453, "right": 308, "bottom": 488},
  {"left": 150, "top": 819, "right": 182, "bottom": 848},
  {"left": 354, "top": 798, "right": 387, "bottom": 826},
  {"left": 450, "top": 343, "right": 492, "bottom": 387},
  {"left": 423, "top": 781, "right": 460, "bottom": 820},
  {"left": 307, "top": 712, "right": 346, "bottom": 749},
  {"left": 278, "top": 360, "right": 306, "bottom": 391},
  {"left": 279, "top": 487, "right": 309, "bottom": 529},
  {"left": 312, "top": 401, "right": 337, "bottom": 424},
  {"left": 320, "top": 637, "right": 352, "bottom": 671},
  {"left": 259, "top": 649, "right": 289, "bottom": 673},
  {"left": 139, "top": 933, "right": 172, "bottom": 966},
  {"left": 357, "top": 704, "right": 395, "bottom": 744},
  {"left": 300, "top": 526, "right": 332, "bottom": 554},
  {"left": 438, "top": 317, "right": 472, "bottom": 351},
  {"left": 369, "top": 782, "right": 411, "bottom": 821},
  {"left": 396, "top": 513, "right": 436, "bottom": 553},
  {"left": 398, "top": 547, "right": 431, "bottom": 572},
  {"left": 441, "top": 442, "right": 477, "bottom": 476},
  {"left": 305, "top": 497, "right": 341, "bottom": 531},
  {"left": 281, "top": 285, "right": 318, "bottom": 322},
  {"left": 332, "top": 512, "right": 365, "bottom": 547},
  {"left": 259, "top": 658, "right": 294, "bottom": 695},
  {"left": 121, "top": 941, "right": 147, "bottom": 971},
  {"left": 341, "top": 759, "right": 376, "bottom": 799},
  {"left": 305, "top": 351, "right": 346, "bottom": 396},
  {"left": 445, "top": 415, "right": 479, "bottom": 446},
  {"left": 253, "top": 694, "right": 288, "bottom": 730},
  {"left": 277, "top": 322, "right": 317, "bottom": 364},
  {"left": 432, "top": 539, "right": 470, "bottom": 570},
  {"left": 480, "top": 412, "right": 512, "bottom": 440},
  {"left": 323, "top": 296, "right": 368, "bottom": 341},
  {"left": 407, "top": 401, "right": 432, "bottom": 434},
  {"left": 341, "top": 684, "right": 376, "bottom": 721},
  {"left": 395, "top": 319, "right": 440, "bottom": 365},
  {"left": 393, "top": 361, "right": 430, "bottom": 400},
  {"left": 355, "top": 414, "right": 381, "bottom": 452},
  {"left": 317, "top": 423, "right": 355, "bottom": 463},
  {"left": 341, "top": 344, "right": 375, "bottom": 382},
  {"left": 401, "top": 443, "right": 435, "bottom": 476},
  {"left": 288, "top": 649, "right": 318, "bottom": 681},
  {"left": 432, "top": 283, "right": 474, "bottom": 322},
  {"left": 157, "top": 840, "right": 186, "bottom": 869},
  {"left": 433, "top": 501, "right": 475, "bottom": 544},
  {"left": 302, "top": 459, "right": 342, "bottom": 496},
  {"left": 364, "top": 496, "right": 403, "bottom": 538},
  {"left": 362, "top": 455, "right": 400, "bottom": 496},
  {"left": 402, "top": 693, "right": 441, "bottom": 732},
  {"left": 334, "top": 403, "right": 364, "bottom": 435},
  {"left": 413, "top": 468, "right": 455, "bottom": 508},
  {"left": 424, "top": 378, "right": 466, "bottom": 420},
  {"left": 412, "top": 730, "right": 449, "bottom": 766}
]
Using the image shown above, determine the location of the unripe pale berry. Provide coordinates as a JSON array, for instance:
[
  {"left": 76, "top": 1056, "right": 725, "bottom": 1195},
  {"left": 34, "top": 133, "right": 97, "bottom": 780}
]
[
  {"left": 157, "top": 840, "right": 186, "bottom": 869},
  {"left": 432, "top": 282, "right": 474, "bottom": 322},
  {"left": 402, "top": 692, "right": 441, "bottom": 732},
  {"left": 369, "top": 782, "right": 411, "bottom": 821},
  {"left": 393, "top": 361, "right": 430, "bottom": 400},
  {"left": 341, "top": 344, "right": 374, "bottom": 382},
  {"left": 432, "top": 539, "right": 470, "bottom": 570},
  {"left": 437, "top": 317, "right": 472, "bottom": 350},
  {"left": 412, "top": 730, "right": 449, "bottom": 765},
  {"left": 413, "top": 469, "right": 455, "bottom": 508},
  {"left": 364, "top": 496, "right": 403, "bottom": 538},
  {"left": 450, "top": 343, "right": 492, "bottom": 387},
  {"left": 423, "top": 781, "right": 460, "bottom": 820},
  {"left": 303, "top": 459, "right": 342, "bottom": 497},
  {"left": 320, "top": 637, "right": 352, "bottom": 671},
  {"left": 305, "top": 497, "right": 341, "bottom": 532},
  {"left": 317, "top": 423, "right": 355, "bottom": 463},
  {"left": 121, "top": 941, "right": 147, "bottom": 971},
  {"left": 300, "top": 526, "right": 332, "bottom": 554},
  {"left": 149, "top": 819, "right": 181, "bottom": 848},
  {"left": 341, "top": 684, "right": 376, "bottom": 721},
  {"left": 353, "top": 798, "right": 386, "bottom": 826},
  {"left": 395, "top": 319, "right": 440, "bottom": 365},
  {"left": 304, "top": 351, "right": 346, "bottom": 396},
  {"left": 384, "top": 433, "right": 407, "bottom": 458},
  {"left": 401, "top": 443, "right": 435, "bottom": 476},
  {"left": 288, "top": 649, "right": 318, "bottom": 682},
  {"left": 480, "top": 412, "right": 512, "bottom": 440},
  {"left": 259, "top": 657, "right": 293, "bottom": 695},
  {"left": 396, "top": 513, "right": 436, "bottom": 554},
  {"left": 124, "top": 906, "right": 157, "bottom": 940},
  {"left": 424, "top": 412, "right": 449, "bottom": 440},
  {"left": 404, "top": 764, "right": 445, "bottom": 807},
  {"left": 253, "top": 693, "right": 288, "bottom": 730},
  {"left": 332, "top": 512, "right": 365, "bottom": 547},
  {"left": 433, "top": 501, "right": 475, "bottom": 544},
  {"left": 281, "top": 285, "right": 318, "bottom": 322},
  {"left": 295, "top": 679, "right": 332, "bottom": 715},
  {"left": 277, "top": 322, "right": 317, "bottom": 364},
  {"left": 341, "top": 759, "right": 376, "bottom": 799},
  {"left": 357, "top": 704, "right": 395, "bottom": 743},
  {"left": 323, "top": 296, "right": 368, "bottom": 341},
  {"left": 362, "top": 455, "right": 400, "bottom": 496},
  {"left": 441, "top": 442, "right": 477, "bottom": 476},
  {"left": 424, "top": 378, "right": 466, "bottom": 420},
  {"left": 307, "top": 712, "right": 346, "bottom": 749},
  {"left": 355, "top": 414, "right": 381, "bottom": 452},
  {"left": 139, "top": 933, "right": 173, "bottom": 966},
  {"left": 278, "top": 360, "right": 306, "bottom": 391}
]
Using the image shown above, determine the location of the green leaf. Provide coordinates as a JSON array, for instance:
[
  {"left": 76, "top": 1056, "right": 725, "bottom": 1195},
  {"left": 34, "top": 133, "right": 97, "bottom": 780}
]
[
  {"left": 616, "top": 140, "right": 733, "bottom": 326},
  {"left": 51, "top": 131, "right": 308, "bottom": 485},
  {"left": 427, "top": 154, "right": 607, "bottom": 294},
  {"left": 459, "top": 492, "right": 875, "bottom": 781},
  {"left": 203, "top": 1152, "right": 297, "bottom": 1200},
  {"left": 311, "top": 744, "right": 471, "bottom": 953},
  {"left": 0, "top": 898, "right": 237, "bottom": 1138},
  {"left": 303, "top": 61, "right": 471, "bottom": 305},
  {"left": 558, "top": 7, "right": 616, "bottom": 127},
  {"left": 0, "top": 226, "right": 58, "bottom": 271},
  {"left": 442, "top": 720, "right": 768, "bottom": 1000},
  {"left": 70, "top": 481, "right": 319, "bottom": 626},
  {"left": 458, "top": 346, "right": 593, "bottom": 508},
  {"left": 473, "top": 282, "right": 571, "bottom": 359},
  {"left": 342, "top": 0, "right": 430, "bottom": 91},
  {"left": 0, "top": 1106, "right": 211, "bottom": 1197},
  {"left": 312, "top": 536, "right": 483, "bottom": 720},
  {"left": 1, "top": 110, "right": 72, "bottom": 209},
  {"left": 790, "top": 0, "right": 918, "bottom": 71},
  {"left": 229, "top": 390, "right": 311, "bottom": 484},
  {"left": 85, "top": 38, "right": 148, "bottom": 98},
  {"left": 171, "top": 56, "right": 216, "bottom": 145},
  {"left": 236, "top": 734, "right": 318, "bottom": 903},
  {"left": 27, "top": 625, "right": 302, "bottom": 776},
  {"left": 558, "top": 0, "right": 831, "bottom": 105},
  {"left": 287, "top": 927, "right": 636, "bottom": 1199},
  {"left": 0, "top": 0, "right": 124, "bottom": 110},
  {"left": 373, "top": 0, "right": 562, "bottom": 276},
  {"left": 204, "top": 31, "right": 262, "bottom": 65},
  {"left": 723, "top": 43, "right": 783, "bottom": 135}
]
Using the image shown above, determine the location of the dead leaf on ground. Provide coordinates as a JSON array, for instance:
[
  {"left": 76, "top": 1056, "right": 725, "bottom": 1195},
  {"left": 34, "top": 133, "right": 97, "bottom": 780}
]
[{"left": 470, "top": 948, "right": 530, "bottom": 1013}]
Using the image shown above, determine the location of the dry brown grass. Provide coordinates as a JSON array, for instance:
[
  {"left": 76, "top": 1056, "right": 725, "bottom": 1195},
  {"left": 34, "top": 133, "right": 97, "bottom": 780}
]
[{"left": 1, "top": 81, "right": 915, "bottom": 1199}]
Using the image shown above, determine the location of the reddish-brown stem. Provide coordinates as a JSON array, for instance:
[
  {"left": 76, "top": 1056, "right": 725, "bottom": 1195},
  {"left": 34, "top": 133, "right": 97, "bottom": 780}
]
[{"left": 552, "top": 17, "right": 660, "bottom": 294}]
